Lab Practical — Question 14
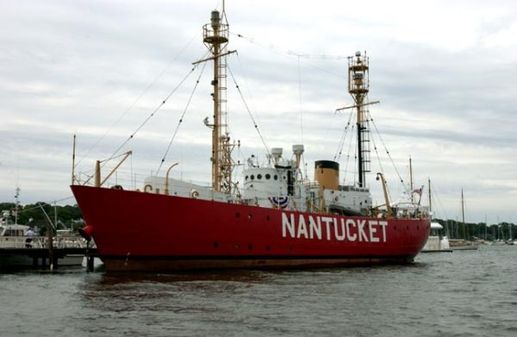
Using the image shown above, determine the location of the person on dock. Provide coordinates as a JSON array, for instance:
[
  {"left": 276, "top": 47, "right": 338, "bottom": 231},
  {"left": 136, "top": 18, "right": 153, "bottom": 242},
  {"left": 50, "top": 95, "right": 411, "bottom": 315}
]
[{"left": 25, "top": 227, "right": 35, "bottom": 248}]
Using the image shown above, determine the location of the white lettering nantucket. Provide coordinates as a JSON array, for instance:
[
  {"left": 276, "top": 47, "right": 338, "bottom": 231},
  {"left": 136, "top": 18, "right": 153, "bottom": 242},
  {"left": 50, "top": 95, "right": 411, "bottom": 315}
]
[{"left": 281, "top": 212, "right": 388, "bottom": 243}]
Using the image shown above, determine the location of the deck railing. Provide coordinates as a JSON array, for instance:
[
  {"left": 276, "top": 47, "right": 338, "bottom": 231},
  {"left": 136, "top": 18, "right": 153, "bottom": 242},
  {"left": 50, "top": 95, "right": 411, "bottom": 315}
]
[{"left": 0, "top": 236, "right": 91, "bottom": 249}]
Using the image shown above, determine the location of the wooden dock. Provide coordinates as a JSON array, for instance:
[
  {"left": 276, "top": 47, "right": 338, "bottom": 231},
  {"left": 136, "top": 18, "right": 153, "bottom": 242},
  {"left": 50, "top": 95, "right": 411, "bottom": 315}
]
[{"left": 0, "top": 236, "right": 98, "bottom": 270}]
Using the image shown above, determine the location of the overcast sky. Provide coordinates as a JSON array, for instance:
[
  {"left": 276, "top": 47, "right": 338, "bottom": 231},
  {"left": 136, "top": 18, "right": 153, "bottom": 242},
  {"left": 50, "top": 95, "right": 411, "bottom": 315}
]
[{"left": 1, "top": 0, "right": 516, "bottom": 223}]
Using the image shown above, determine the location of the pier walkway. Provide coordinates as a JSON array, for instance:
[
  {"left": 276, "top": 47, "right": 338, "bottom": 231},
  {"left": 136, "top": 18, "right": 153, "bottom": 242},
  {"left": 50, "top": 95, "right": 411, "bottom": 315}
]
[{"left": 0, "top": 235, "right": 98, "bottom": 270}]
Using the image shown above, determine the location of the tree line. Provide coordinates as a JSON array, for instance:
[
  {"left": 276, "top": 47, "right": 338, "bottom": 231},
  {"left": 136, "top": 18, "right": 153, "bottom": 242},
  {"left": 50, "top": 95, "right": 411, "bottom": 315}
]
[
  {"left": 0, "top": 202, "right": 84, "bottom": 235},
  {"left": 433, "top": 219, "right": 515, "bottom": 241}
]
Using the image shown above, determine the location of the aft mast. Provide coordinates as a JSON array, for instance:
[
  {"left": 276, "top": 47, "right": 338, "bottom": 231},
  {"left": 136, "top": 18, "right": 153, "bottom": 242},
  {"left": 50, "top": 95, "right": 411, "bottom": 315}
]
[{"left": 348, "top": 52, "right": 371, "bottom": 188}]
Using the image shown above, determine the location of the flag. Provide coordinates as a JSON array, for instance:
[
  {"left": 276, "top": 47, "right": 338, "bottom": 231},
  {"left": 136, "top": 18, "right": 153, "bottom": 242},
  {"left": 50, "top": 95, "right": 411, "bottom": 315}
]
[
  {"left": 269, "top": 196, "right": 289, "bottom": 209},
  {"left": 411, "top": 187, "right": 423, "bottom": 196}
]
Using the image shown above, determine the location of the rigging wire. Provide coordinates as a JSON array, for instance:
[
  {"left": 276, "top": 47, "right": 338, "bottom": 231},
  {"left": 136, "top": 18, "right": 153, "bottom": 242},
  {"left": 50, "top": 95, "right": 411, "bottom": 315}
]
[
  {"left": 368, "top": 117, "right": 393, "bottom": 203},
  {"left": 297, "top": 55, "right": 304, "bottom": 144},
  {"left": 231, "top": 32, "right": 347, "bottom": 80},
  {"left": 351, "top": 127, "right": 358, "bottom": 185},
  {"left": 369, "top": 117, "right": 386, "bottom": 176},
  {"left": 430, "top": 181, "right": 450, "bottom": 221},
  {"left": 75, "top": 35, "right": 199, "bottom": 169},
  {"left": 367, "top": 112, "right": 408, "bottom": 192},
  {"left": 231, "top": 32, "right": 347, "bottom": 60},
  {"left": 13, "top": 196, "right": 76, "bottom": 215},
  {"left": 334, "top": 109, "right": 354, "bottom": 161},
  {"left": 227, "top": 64, "right": 271, "bottom": 158},
  {"left": 343, "top": 123, "right": 356, "bottom": 184},
  {"left": 156, "top": 62, "right": 208, "bottom": 175},
  {"left": 107, "top": 62, "right": 203, "bottom": 162}
]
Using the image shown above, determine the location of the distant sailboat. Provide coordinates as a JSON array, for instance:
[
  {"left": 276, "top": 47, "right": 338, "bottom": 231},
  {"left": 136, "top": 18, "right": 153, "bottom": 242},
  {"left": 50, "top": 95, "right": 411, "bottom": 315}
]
[
  {"left": 449, "top": 189, "right": 478, "bottom": 250},
  {"left": 505, "top": 222, "right": 514, "bottom": 245}
]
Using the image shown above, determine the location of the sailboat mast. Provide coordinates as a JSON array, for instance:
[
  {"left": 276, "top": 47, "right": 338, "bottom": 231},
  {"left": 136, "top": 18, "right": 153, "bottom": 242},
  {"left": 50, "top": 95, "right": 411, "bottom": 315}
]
[
  {"left": 409, "top": 156, "right": 414, "bottom": 203},
  {"left": 348, "top": 52, "right": 370, "bottom": 188},
  {"left": 72, "top": 134, "right": 76, "bottom": 185},
  {"left": 428, "top": 177, "right": 432, "bottom": 213},
  {"left": 14, "top": 187, "right": 20, "bottom": 225},
  {"left": 461, "top": 188, "right": 466, "bottom": 239},
  {"left": 461, "top": 189, "right": 465, "bottom": 223}
]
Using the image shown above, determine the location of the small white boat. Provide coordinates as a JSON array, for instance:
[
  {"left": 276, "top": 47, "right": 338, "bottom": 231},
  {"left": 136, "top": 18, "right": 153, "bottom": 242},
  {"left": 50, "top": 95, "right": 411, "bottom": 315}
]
[
  {"left": 1, "top": 213, "right": 87, "bottom": 269},
  {"left": 421, "top": 222, "right": 452, "bottom": 253}
]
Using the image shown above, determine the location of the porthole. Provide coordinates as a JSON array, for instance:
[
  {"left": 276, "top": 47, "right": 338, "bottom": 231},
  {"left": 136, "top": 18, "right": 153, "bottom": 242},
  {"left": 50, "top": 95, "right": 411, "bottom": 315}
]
[
  {"left": 265, "top": 174, "right": 271, "bottom": 179},
  {"left": 250, "top": 175, "right": 255, "bottom": 180},
  {"left": 245, "top": 175, "right": 248, "bottom": 180},
  {"left": 257, "top": 174, "right": 262, "bottom": 179},
  {"left": 274, "top": 175, "right": 278, "bottom": 180}
]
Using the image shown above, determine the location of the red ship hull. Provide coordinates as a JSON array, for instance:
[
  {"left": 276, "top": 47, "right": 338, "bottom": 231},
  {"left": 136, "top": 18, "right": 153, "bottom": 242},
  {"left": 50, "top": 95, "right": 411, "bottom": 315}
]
[{"left": 72, "top": 185, "right": 430, "bottom": 272}]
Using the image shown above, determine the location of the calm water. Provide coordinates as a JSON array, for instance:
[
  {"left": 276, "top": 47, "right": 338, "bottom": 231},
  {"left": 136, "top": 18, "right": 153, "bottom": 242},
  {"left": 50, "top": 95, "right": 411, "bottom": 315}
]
[{"left": 1, "top": 246, "right": 516, "bottom": 337}]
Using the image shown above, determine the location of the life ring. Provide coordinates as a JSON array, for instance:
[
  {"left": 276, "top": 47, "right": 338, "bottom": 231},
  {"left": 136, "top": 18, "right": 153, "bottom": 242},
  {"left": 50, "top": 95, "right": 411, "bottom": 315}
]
[{"left": 190, "top": 189, "right": 200, "bottom": 198}]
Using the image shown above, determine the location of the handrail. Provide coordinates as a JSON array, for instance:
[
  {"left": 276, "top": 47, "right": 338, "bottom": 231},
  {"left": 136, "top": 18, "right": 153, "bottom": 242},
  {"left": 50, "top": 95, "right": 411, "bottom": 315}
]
[
  {"left": 0, "top": 236, "right": 89, "bottom": 249},
  {"left": 164, "top": 162, "right": 179, "bottom": 195}
]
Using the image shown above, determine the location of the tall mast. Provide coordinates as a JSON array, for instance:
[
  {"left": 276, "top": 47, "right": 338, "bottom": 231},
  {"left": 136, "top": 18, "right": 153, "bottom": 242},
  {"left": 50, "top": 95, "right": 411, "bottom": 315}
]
[
  {"left": 461, "top": 189, "right": 464, "bottom": 223},
  {"left": 348, "top": 51, "right": 371, "bottom": 188},
  {"left": 461, "top": 188, "right": 466, "bottom": 239},
  {"left": 14, "top": 187, "right": 20, "bottom": 225},
  {"left": 202, "top": 8, "right": 233, "bottom": 193},
  {"left": 409, "top": 156, "right": 414, "bottom": 203},
  {"left": 72, "top": 134, "right": 76, "bottom": 185},
  {"left": 428, "top": 177, "right": 432, "bottom": 213}
]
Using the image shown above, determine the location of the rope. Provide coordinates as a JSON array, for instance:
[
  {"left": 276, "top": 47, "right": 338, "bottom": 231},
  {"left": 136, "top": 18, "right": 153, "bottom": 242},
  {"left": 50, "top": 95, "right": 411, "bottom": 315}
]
[
  {"left": 430, "top": 181, "right": 450, "bottom": 221},
  {"left": 334, "top": 109, "right": 354, "bottom": 161},
  {"left": 369, "top": 119, "right": 385, "bottom": 175},
  {"left": 231, "top": 32, "right": 347, "bottom": 61},
  {"left": 156, "top": 62, "right": 207, "bottom": 174},
  {"left": 368, "top": 113, "right": 408, "bottom": 192},
  {"left": 227, "top": 64, "right": 271, "bottom": 158},
  {"left": 11, "top": 196, "right": 76, "bottom": 215},
  {"left": 108, "top": 64, "right": 200, "bottom": 161},
  {"left": 75, "top": 35, "right": 198, "bottom": 169},
  {"left": 297, "top": 55, "right": 304, "bottom": 144},
  {"left": 349, "top": 127, "right": 358, "bottom": 186},
  {"left": 367, "top": 121, "right": 394, "bottom": 203}
]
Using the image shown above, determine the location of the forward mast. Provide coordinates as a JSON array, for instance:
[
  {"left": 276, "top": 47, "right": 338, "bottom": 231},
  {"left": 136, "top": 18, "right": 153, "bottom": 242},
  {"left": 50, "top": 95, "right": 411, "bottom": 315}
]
[{"left": 200, "top": 9, "right": 236, "bottom": 193}]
